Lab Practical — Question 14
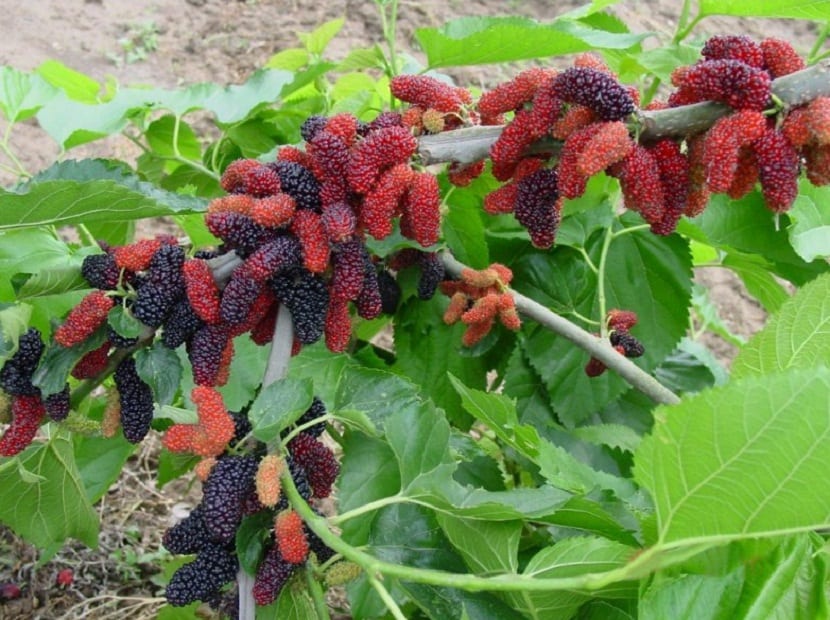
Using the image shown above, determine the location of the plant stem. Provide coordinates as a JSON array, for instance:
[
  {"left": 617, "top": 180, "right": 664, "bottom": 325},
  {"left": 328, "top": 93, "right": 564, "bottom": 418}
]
[
  {"left": 369, "top": 574, "right": 407, "bottom": 620},
  {"left": 439, "top": 251, "right": 681, "bottom": 406},
  {"left": 281, "top": 414, "right": 333, "bottom": 445},
  {"left": 328, "top": 494, "right": 405, "bottom": 526},
  {"left": 596, "top": 226, "right": 614, "bottom": 339},
  {"left": 306, "top": 562, "right": 332, "bottom": 620},
  {"left": 808, "top": 21, "right": 830, "bottom": 64}
]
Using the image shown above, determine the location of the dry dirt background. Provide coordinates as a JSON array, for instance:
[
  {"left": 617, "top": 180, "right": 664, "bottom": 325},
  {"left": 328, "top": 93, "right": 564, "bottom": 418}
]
[{"left": 0, "top": 1, "right": 822, "bottom": 618}]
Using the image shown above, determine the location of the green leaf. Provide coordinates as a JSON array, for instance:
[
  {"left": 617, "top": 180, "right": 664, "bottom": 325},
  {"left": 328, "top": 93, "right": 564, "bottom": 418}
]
[
  {"left": 732, "top": 273, "right": 830, "bottom": 378},
  {"left": 108, "top": 304, "right": 145, "bottom": 339},
  {"left": 415, "top": 16, "right": 648, "bottom": 68},
  {"left": 556, "top": 201, "right": 615, "bottom": 248},
  {"left": 722, "top": 252, "right": 791, "bottom": 313},
  {"left": 0, "top": 434, "right": 98, "bottom": 548},
  {"left": 264, "top": 48, "right": 310, "bottom": 70},
  {"left": 236, "top": 511, "right": 273, "bottom": 575},
  {"left": 0, "top": 303, "right": 32, "bottom": 362},
  {"left": 734, "top": 534, "right": 828, "bottom": 619},
  {"left": 73, "top": 433, "right": 135, "bottom": 503},
  {"left": 338, "top": 46, "right": 386, "bottom": 71},
  {"left": 0, "top": 159, "right": 207, "bottom": 230},
  {"left": 145, "top": 115, "right": 202, "bottom": 161},
  {"left": 691, "top": 283, "right": 748, "bottom": 346},
  {"left": 32, "top": 328, "right": 108, "bottom": 397},
  {"left": 640, "top": 570, "right": 744, "bottom": 620},
  {"left": 0, "top": 66, "right": 58, "bottom": 122},
  {"left": 392, "top": 297, "right": 486, "bottom": 427},
  {"left": 404, "top": 582, "right": 520, "bottom": 620},
  {"left": 653, "top": 341, "right": 717, "bottom": 395},
  {"left": 436, "top": 514, "right": 520, "bottom": 573},
  {"left": 134, "top": 342, "right": 182, "bottom": 406},
  {"left": 513, "top": 537, "right": 637, "bottom": 618},
  {"left": 287, "top": 342, "right": 357, "bottom": 406},
  {"left": 700, "top": 0, "right": 830, "bottom": 18},
  {"left": 156, "top": 450, "right": 198, "bottom": 488},
  {"left": 635, "top": 43, "right": 702, "bottom": 82},
  {"left": 450, "top": 375, "right": 635, "bottom": 498},
  {"left": 248, "top": 377, "right": 314, "bottom": 442},
  {"left": 216, "top": 335, "right": 270, "bottom": 411},
  {"left": 441, "top": 173, "right": 493, "bottom": 267},
  {"left": 271, "top": 585, "right": 319, "bottom": 620},
  {"left": 36, "top": 60, "right": 100, "bottom": 103},
  {"left": 298, "top": 18, "right": 344, "bottom": 56},
  {"left": 634, "top": 367, "right": 830, "bottom": 543},
  {"left": 335, "top": 367, "right": 422, "bottom": 433},
  {"left": 571, "top": 423, "right": 642, "bottom": 453},
  {"left": 787, "top": 185, "right": 830, "bottom": 263}
]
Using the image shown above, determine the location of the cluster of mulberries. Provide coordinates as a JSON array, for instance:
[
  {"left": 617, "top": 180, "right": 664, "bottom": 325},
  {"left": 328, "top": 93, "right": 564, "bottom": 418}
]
[
  {"left": 585, "top": 309, "right": 644, "bottom": 377},
  {"left": 162, "top": 396, "right": 338, "bottom": 610},
  {"left": 473, "top": 36, "right": 814, "bottom": 240},
  {"left": 0, "top": 328, "right": 74, "bottom": 455},
  {"left": 440, "top": 263, "right": 521, "bottom": 346}
]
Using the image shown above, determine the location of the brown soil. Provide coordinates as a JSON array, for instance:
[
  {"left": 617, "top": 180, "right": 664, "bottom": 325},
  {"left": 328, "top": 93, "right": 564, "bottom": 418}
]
[{"left": 0, "top": 1, "right": 819, "bottom": 618}]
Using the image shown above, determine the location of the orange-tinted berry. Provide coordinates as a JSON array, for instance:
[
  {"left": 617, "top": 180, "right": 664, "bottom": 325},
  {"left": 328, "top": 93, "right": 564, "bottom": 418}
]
[
  {"left": 274, "top": 510, "right": 309, "bottom": 564},
  {"left": 207, "top": 194, "right": 256, "bottom": 216},
  {"left": 194, "top": 457, "right": 217, "bottom": 481},
  {"left": 113, "top": 238, "right": 163, "bottom": 272},
  {"left": 220, "top": 158, "right": 260, "bottom": 193},
  {"left": 291, "top": 210, "right": 330, "bottom": 274},
  {"left": 249, "top": 194, "right": 296, "bottom": 229},
  {"left": 183, "top": 259, "right": 222, "bottom": 325},
  {"left": 255, "top": 455, "right": 285, "bottom": 508},
  {"left": 443, "top": 292, "right": 469, "bottom": 325},
  {"left": 576, "top": 121, "right": 634, "bottom": 176}
]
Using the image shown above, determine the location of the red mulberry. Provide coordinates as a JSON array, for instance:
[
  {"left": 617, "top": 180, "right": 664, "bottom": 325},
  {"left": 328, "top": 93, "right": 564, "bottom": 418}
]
[
  {"left": 701, "top": 35, "right": 764, "bottom": 68},
  {"left": 390, "top": 74, "right": 469, "bottom": 114},
  {"left": 253, "top": 545, "right": 297, "bottom": 606},
  {"left": 576, "top": 121, "right": 634, "bottom": 176},
  {"left": 250, "top": 194, "right": 296, "bottom": 229},
  {"left": 447, "top": 160, "right": 485, "bottom": 187},
  {"left": 220, "top": 158, "right": 261, "bottom": 194},
  {"left": 288, "top": 432, "right": 340, "bottom": 498},
  {"left": 557, "top": 123, "right": 602, "bottom": 199},
  {"left": 360, "top": 164, "right": 414, "bottom": 239},
  {"left": 70, "top": 340, "right": 110, "bottom": 380},
  {"left": 324, "top": 299, "right": 351, "bottom": 353},
  {"left": 702, "top": 110, "right": 767, "bottom": 193},
  {"left": 615, "top": 145, "right": 665, "bottom": 226},
  {"left": 55, "top": 290, "right": 114, "bottom": 348},
  {"left": 649, "top": 139, "right": 690, "bottom": 235},
  {"left": 761, "top": 38, "right": 805, "bottom": 77},
  {"left": 753, "top": 129, "right": 800, "bottom": 212},
  {"left": 347, "top": 126, "right": 418, "bottom": 194},
  {"left": 0, "top": 395, "right": 45, "bottom": 456},
  {"left": 183, "top": 259, "right": 222, "bottom": 325},
  {"left": 321, "top": 201, "right": 356, "bottom": 243},
  {"left": 478, "top": 68, "right": 556, "bottom": 120},
  {"left": 291, "top": 210, "right": 330, "bottom": 274},
  {"left": 669, "top": 59, "right": 771, "bottom": 111},
  {"left": 275, "top": 510, "right": 309, "bottom": 564},
  {"left": 401, "top": 172, "right": 441, "bottom": 247},
  {"left": 112, "top": 238, "right": 163, "bottom": 272}
]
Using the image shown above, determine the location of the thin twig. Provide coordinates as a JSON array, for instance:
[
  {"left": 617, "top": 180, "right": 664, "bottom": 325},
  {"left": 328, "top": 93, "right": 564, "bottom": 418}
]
[{"left": 439, "top": 251, "right": 681, "bottom": 406}]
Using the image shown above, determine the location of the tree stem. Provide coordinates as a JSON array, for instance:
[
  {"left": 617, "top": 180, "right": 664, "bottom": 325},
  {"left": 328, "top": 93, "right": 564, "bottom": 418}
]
[{"left": 439, "top": 251, "right": 681, "bottom": 406}]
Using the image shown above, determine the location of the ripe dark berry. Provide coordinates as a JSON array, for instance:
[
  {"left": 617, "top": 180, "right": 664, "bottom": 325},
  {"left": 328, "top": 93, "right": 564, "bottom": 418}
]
[
  {"left": 205, "top": 212, "right": 276, "bottom": 259},
  {"left": 669, "top": 59, "right": 771, "bottom": 111},
  {"left": 165, "top": 542, "right": 238, "bottom": 607},
  {"left": 270, "top": 269, "right": 329, "bottom": 345},
  {"left": 243, "top": 236, "right": 302, "bottom": 283},
  {"left": 701, "top": 35, "right": 764, "bottom": 68},
  {"left": 163, "top": 504, "right": 211, "bottom": 555},
  {"left": 188, "top": 324, "right": 231, "bottom": 387},
  {"left": 81, "top": 253, "right": 121, "bottom": 290},
  {"left": 252, "top": 544, "right": 297, "bottom": 606},
  {"left": 417, "top": 252, "right": 445, "bottom": 300},
  {"left": 610, "top": 330, "right": 645, "bottom": 358},
  {"left": 162, "top": 299, "right": 204, "bottom": 349},
  {"left": 268, "top": 161, "right": 322, "bottom": 212},
  {"left": 201, "top": 455, "right": 258, "bottom": 544},
  {"left": 113, "top": 357, "right": 154, "bottom": 443},
  {"left": 553, "top": 67, "right": 636, "bottom": 121},
  {"left": 300, "top": 115, "right": 328, "bottom": 142},
  {"left": 44, "top": 384, "right": 70, "bottom": 422},
  {"left": 514, "top": 168, "right": 560, "bottom": 249},
  {"left": 220, "top": 268, "right": 263, "bottom": 326},
  {"left": 0, "top": 328, "right": 44, "bottom": 396},
  {"left": 293, "top": 396, "right": 327, "bottom": 438},
  {"left": 377, "top": 269, "right": 401, "bottom": 315}
]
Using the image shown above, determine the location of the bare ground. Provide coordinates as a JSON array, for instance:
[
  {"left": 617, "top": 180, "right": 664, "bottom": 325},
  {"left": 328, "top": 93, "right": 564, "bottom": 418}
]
[{"left": 0, "top": 1, "right": 820, "bottom": 617}]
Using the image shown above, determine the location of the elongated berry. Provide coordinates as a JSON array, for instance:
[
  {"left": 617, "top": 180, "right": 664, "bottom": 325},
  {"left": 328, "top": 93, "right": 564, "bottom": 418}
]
[
  {"left": 0, "top": 395, "right": 45, "bottom": 456},
  {"left": 189, "top": 324, "right": 231, "bottom": 386},
  {"left": 291, "top": 210, "right": 330, "bottom": 274},
  {"left": 201, "top": 455, "right": 258, "bottom": 543},
  {"left": 0, "top": 328, "right": 44, "bottom": 396},
  {"left": 390, "top": 74, "right": 469, "bottom": 114},
  {"left": 360, "top": 164, "right": 414, "bottom": 239},
  {"left": 253, "top": 545, "right": 296, "bottom": 606},
  {"left": 269, "top": 161, "right": 322, "bottom": 212},
  {"left": 55, "top": 291, "right": 114, "bottom": 347},
  {"left": 183, "top": 259, "right": 222, "bottom": 325},
  {"left": 552, "top": 67, "right": 635, "bottom": 121},
  {"left": 753, "top": 129, "right": 800, "bottom": 212},
  {"left": 514, "top": 168, "right": 560, "bottom": 249},
  {"left": 669, "top": 59, "right": 771, "bottom": 111},
  {"left": 275, "top": 510, "right": 309, "bottom": 564},
  {"left": 348, "top": 126, "right": 418, "bottom": 194},
  {"left": 255, "top": 455, "right": 285, "bottom": 508},
  {"left": 324, "top": 299, "right": 351, "bottom": 353},
  {"left": 288, "top": 433, "right": 339, "bottom": 498},
  {"left": 114, "top": 357, "right": 154, "bottom": 443},
  {"left": 401, "top": 172, "right": 441, "bottom": 248},
  {"left": 81, "top": 253, "right": 121, "bottom": 290}
]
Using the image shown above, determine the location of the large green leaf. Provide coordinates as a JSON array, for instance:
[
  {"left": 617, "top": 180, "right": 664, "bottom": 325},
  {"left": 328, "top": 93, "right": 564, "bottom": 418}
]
[
  {"left": 247, "top": 377, "right": 314, "bottom": 442},
  {"left": 134, "top": 342, "right": 182, "bottom": 407},
  {"left": 0, "top": 159, "right": 207, "bottom": 230},
  {"left": 634, "top": 367, "right": 830, "bottom": 543},
  {"left": 699, "top": 0, "right": 830, "bottom": 18},
  {"left": 0, "top": 66, "right": 58, "bottom": 122},
  {"left": 0, "top": 303, "right": 32, "bottom": 363},
  {"left": 0, "top": 435, "right": 98, "bottom": 548},
  {"left": 436, "top": 514, "right": 520, "bottom": 574},
  {"left": 36, "top": 60, "right": 100, "bottom": 104},
  {"left": 392, "top": 296, "right": 487, "bottom": 427},
  {"left": 518, "top": 218, "right": 691, "bottom": 425},
  {"left": 640, "top": 570, "right": 744, "bottom": 620},
  {"left": 732, "top": 273, "right": 830, "bottom": 378},
  {"left": 415, "top": 16, "right": 648, "bottom": 68},
  {"left": 73, "top": 433, "right": 135, "bottom": 503}
]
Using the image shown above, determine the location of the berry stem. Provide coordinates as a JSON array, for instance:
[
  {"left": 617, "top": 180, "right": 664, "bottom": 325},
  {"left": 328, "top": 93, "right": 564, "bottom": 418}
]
[
  {"left": 596, "top": 226, "right": 614, "bottom": 340},
  {"left": 438, "top": 250, "right": 681, "bottom": 406},
  {"left": 280, "top": 413, "right": 333, "bottom": 445},
  {"left": 369, "top": 574, "right": 407, "bottom": 620}
]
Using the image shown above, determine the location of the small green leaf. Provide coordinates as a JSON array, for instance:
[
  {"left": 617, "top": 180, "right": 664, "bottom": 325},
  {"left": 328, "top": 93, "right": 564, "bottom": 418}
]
[
  {"left": 732, "top": 272, "right": 830, "bottom": 378},
  {"left": 571, "top": 423, "right": 642, "bottom": 453},
  {"left": 73, "top": 433, "right": 135, "bottom": 502},
  {"left": 108, "top": 305, "right": 145, "bottom": 339},
  {"left": 264, "top": 48, "right": 310, "bottom": 70},
  {"left": 286, "top": 342, "right": 357, "bottom": 406},
  {"left": 0, "top": 434, "right": 98, "bottom": 548},
  {"left": 700, "top": 0, "right": 830, "bottom": 18},
  {"left": 248, "top": 377, "right": 314, "bottom": 442},
  {"left": 436, "top": 514, "right": 520, "bottom": 573},
  {"left": 157, "top": 450, "right": 199, "bottom": 488},
  {"left": 32, "top": 328, "right": 108, "bottom": 397},
  {"left": 236, "top": 511, "right": 273, "bottom": 575},
  {"left": 556, "top": 202, "right": 615, "bottom": 248},
  {"left": 145, "top": 115, "right": 202, "bottom": 161},
  {"left": 636, "top": 44, "right": 702, "bottom": 82},
  {"left": 134, "top": 342, "right": 182, "bottom": 406},
  {"left": 338, "top": 46, "right": 386, "bottom": 71},
  {"left": 298, "top": 18, "right": 344, "bottom": 56},
  {"left": 0, "top": 303, "right": 32, "bottom": 362},
  {"left": 634, "top": 367, "right": 830, "bottom": 543},
  {"left": 335, "top": 367, "right": 422, "bottom": 432},
  {"left": 722, "top": 252, "right": 791, "bottom": 313},
  {"left": 36, "top": 60, "right": 100, "bottom": 104}
]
